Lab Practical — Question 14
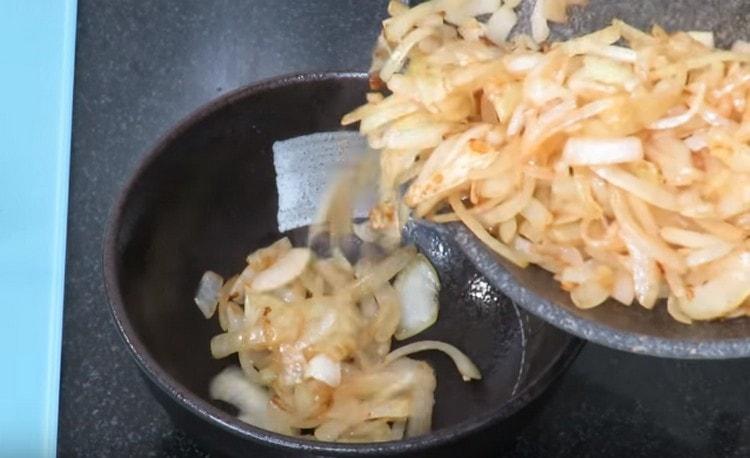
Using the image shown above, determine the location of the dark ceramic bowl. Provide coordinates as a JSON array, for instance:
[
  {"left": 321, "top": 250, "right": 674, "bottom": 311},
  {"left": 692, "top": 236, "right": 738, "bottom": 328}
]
[{"left": 103, "top": 72, "right": 582, "bottom": 456}]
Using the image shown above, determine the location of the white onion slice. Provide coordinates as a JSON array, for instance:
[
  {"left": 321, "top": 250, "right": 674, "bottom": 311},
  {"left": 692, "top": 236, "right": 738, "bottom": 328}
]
[
  {"left": 393, "top": 254, "right": 440, "bottom": 340},
  {"left": 210, "top": 366, "right": 269, "bottom": 416},
  {"left": 405, "top": 381, "right": 435, "bottom": 437},
  {"left": 610, "top": 189, "right": 685, "bottom": 272},
  {"left": 679, "top": 251, "right": 750, "bottom": 320},
  {"left": 648, "top": 83, "right": 706, "bottom": 130},
  {"left": 659, "top": 227, "right": 726, "bottom": 248},
  {"left": 531, "top": 0, "right": 550, "bottom": 43},
  {"left": 211, "top": 367, "right": 295, "bottom": 435},
  {"left": 504, "top": 53, "right": 543, "bottom": 74},
  {"left": 380, "top": 27, "right": 435, "bottom": 82},
  {"left": 611, "top": 269, "right": 634, "bottom": 305},
  {"left": 732, "top": 40, "right": 750, "bottom": 54},
  {"left": 687, "top": 31, "right": 714, "bottom": 48},
  {"left": 685, "top": 243, "right": 734, "bottom": 267},
  {"left": 592, "top": 45, "right": 637, "bottom": 63},
  {"left": 238, "top": 350, "right": 264, "bottom": 385},
  {"left": 562, "top": 137, "right": 643, "bottom": 166},
  {"left": 382, "top": 0, "right": 440, "bottom": 42},
  {"left": 594, "top": 166, "right": 679, "bottom": 212},
  {"left": 251, "top": 248, "right": 312, "bottom": 292},
  {"left": 367, "top": 397, "right": 412, "bottom": 420},
  {"left": 224, "top": 302, "right": 245, "bottom": 332},
  {"left": 486, "top": 7, "right": 517, "bottom": 45},
  {"left": 683, "top": 133, "right": 707, "bottom": 151},
  {"left": 667, "top": 295, "right": 693, "bottom": 324},
  {"left": 571, "top": 281, "right": 610, "bottom": 309},
  {"left": 194, "top": 270, "right": 223, "bottom": 319},
  {"left": 305, "top": 354, "right": 342, "bottom": 387},
  {"left": 385, "top": 340, "right": 482, "bottom": 381}
]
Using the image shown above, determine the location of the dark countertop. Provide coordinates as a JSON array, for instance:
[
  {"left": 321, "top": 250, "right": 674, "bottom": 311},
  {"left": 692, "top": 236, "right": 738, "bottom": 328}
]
[{"left": 60, "top": 1, "right": 750, "bottom": 456}]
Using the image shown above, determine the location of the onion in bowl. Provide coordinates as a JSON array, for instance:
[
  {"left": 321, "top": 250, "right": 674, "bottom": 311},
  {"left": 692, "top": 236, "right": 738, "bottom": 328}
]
[{"left": 196, "top": 231, "right": 479, "bottom": 442}]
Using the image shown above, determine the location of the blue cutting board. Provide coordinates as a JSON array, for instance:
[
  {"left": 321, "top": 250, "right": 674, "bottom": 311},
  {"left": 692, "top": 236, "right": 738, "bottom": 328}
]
[{"left": 0, "top": 1, "right": 77, "bottom": 456}]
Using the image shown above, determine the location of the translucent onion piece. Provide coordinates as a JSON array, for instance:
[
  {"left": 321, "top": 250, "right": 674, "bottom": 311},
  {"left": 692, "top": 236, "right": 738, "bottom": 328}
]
[
  {"left": 679, "top": 251, "right": 750, "bottom": 320},
  {"left": 449, "top": 193, "right": 529, "bottom": 267},
  {"left": 380, "top": 27, "right": 435, "bottom": 82},
  {"left": 393, "top": 254, "right": 441, "bottom": 340},
  {"left": 687, "top": 31, "right": 715, "bottom": 49},
  {"left": 478, "top": 177, "right": 535, "bottom": 226},
  {"left": 210, "top": 366, "right": 269, "bottom": 415},
  {"left": 562, "top": 137, "right": 643, "bottom": 166},
  {"left": 667, "top": 295, "right": 693, "bottom": 324},
  {"left": 530, "top": 0, "right": 550, "bottom": 43},
  {"left": 405, "top": 124, "right": 495, "bottom": 206},
  {"left": 625, "top": 238, "right": 660, "bottom": 310},
  {"left": 610, "top": 189, "right": 685, "bottom": 272},
  {"left": 372, "top": 284, "right": 402, "bottom": 343},
  {"left": 343, "top": 246, "right": 417, "bottom": 301},
  {"left": 611, "top": 269, "right": 634, "bottom": 306},
  {"left": 594, "top": 166, "right": 679, "bottom": 212},
  {"left": 210, "top": 366, "right": 295, "bottom": 435},
  {"left": 224, "top": 301, "right": 245, "bottom": 332},
  {"left": 382, "top": 0, "right": 441, "bottom": 42},
  {"left": 305, "top": 354, "right": 342, "bottom": 387},
  {"left": 685, "top": 243, "right": 734, "bottom": 268},
  {"left": 647, "top": 83, "right": 706, "bottom": 130},
  {"left": 210, "top": 331, "right": 243, "bottom": 359},
  {"left": 405, "top": 374, "right": 436, "bottom": 437},
  {"left": 694, "top": 219, "right": 745, "bottom": 243},
  {"left": 246, "top": 237, "right": 292, "bottom": 268},
  {"left": 387, "top": 0, "right": 409, "bottom": 16},
  {"left": 659, "top": 227, "right": 727, "bottom": 248},
  {"left": 194, "top": 271, "right": 223, "bottom": 319},
  {"left": 571, "top": 281, "right": 610, "bottom": 309},
  {"left": 238, "top": 350, "right": 265, "bottom": 385},
  {"left": 486, "top": 7, "right": 517, "bottom": 45},
  {"left": 251, "top": 248, "right": 312, "bottom": 292},
  {"left": 385, "top": 340, "right": 482, "bottom": 381}
]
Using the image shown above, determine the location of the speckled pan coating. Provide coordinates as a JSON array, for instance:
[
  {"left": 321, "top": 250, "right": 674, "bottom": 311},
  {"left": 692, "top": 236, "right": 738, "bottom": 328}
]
[{"left": 447, "top": 222, "right": 750, "bottom": 359}]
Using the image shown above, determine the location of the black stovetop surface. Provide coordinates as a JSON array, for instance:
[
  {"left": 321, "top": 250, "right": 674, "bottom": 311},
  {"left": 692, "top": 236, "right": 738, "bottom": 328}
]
[{"left": 60, "top": 1, "right": 750, "bottom": 456}]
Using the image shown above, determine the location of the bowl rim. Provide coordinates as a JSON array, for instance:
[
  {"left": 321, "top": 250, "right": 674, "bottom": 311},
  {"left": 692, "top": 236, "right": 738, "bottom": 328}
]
[
  {"left": 102, "top": 71, "right": 583, "bottom": 455},
  {"left": 450, "top": 223, "right": 750, "bottom": 360}
]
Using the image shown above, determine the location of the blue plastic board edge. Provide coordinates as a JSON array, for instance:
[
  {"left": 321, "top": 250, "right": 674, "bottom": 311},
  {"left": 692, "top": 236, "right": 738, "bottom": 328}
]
[{"left": 0, "top": 1, "right": 77, "bottom": 456}]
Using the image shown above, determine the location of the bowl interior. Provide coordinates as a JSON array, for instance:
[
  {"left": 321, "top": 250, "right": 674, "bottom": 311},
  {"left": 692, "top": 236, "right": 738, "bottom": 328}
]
[{"left": 105, "top": 73, "right": 580, "bottom": 454}]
